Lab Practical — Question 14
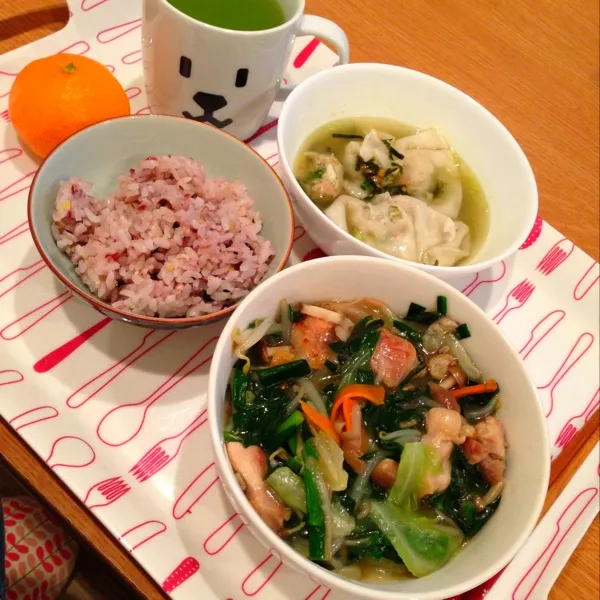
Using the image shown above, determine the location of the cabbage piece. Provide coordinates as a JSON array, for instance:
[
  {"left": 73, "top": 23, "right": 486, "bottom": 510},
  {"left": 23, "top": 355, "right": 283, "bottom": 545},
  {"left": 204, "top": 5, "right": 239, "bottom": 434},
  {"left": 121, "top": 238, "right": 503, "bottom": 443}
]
[
  {"left": 331, "top": 499, "right": 355, "bottom": 540},
  {"left": 267, "top": 467, "right": 307, "bottom": 513},
  {"left": 388, "top": 442, "right": 442, "bottom": 510},
  {"left": 370, "top": 501, "right": 464, "bottom": 577},
  {"left": 313, "top": 431, "right": 349, "bottom": 492}
]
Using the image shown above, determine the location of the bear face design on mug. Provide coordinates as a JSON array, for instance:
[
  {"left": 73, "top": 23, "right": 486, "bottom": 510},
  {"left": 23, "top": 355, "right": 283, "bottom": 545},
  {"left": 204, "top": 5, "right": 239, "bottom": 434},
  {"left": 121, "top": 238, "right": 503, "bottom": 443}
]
[
  {"left": 178, "top": 56, "right": 250, "bottom": 129},
  {"left": 142, "top": 0, "right": 349, "bottom": 141}
]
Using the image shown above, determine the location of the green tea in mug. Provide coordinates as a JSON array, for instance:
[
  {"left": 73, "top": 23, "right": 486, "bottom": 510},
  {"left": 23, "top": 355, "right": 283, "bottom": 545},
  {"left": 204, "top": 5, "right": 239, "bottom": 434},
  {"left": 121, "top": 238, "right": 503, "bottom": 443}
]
[{"left": 168, "top": 0, "right": 286, "bottom": 31}]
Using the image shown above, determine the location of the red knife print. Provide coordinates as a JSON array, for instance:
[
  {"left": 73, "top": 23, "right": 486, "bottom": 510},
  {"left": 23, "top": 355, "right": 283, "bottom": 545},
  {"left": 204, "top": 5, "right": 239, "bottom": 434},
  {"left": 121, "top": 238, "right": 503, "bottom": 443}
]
[
  {"left": 162, "top": 557, "right": 200, "bottom": 593},
  {"left": 519, "top": 309, "right": 565, "bottom": 360},
  {"left": 0, "top": 220, "right": 28, "bottom": 247},
  {"left": 58, "top": 40, "right": 91, "bottom": 55},
  {"left": 0, "top": 260, "right": 45, "bottom": 299},
  {"left": 573, "top": 261, "right": 600, "bottom": 301},
  {"left": 241, "top": 550, "right": 283, "bottom": 597},
  {"left": 119, "top": 520, "right": 168, "bottom": 552},
  {"left": 9, "top": 405, "right": 57, "bottom": 432},
  {"left": 96, "top": 18, "right": 142, "bottom": 44},
  {"left": 172, "top": 462, "right": 219, "bottom": 520},
  {"left": 0, "top": 369, "right": 24, "bottom": 388},
  {"left": 203, "top": 513, "right": 245, "bottom": 556},
  {"left": 0, "top": 148, "right": 22, "bottom": 166},
  {"left": 304, "top": 585, "right": 331, "bottom": 600}
]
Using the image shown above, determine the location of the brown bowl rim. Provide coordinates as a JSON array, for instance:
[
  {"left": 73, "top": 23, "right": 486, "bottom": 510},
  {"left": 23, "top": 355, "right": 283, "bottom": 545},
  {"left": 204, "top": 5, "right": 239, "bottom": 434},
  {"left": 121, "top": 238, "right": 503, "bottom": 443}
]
[{"left": 27, "top": 114, "right": 295, "bottom": 326}]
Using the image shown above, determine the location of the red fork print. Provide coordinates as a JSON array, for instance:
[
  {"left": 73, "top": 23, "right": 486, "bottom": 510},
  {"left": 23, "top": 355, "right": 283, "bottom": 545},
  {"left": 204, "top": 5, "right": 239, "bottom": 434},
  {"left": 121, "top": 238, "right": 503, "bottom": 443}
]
[
  {"left": 244, "top": 119, "right": 278, "bottom": 144},
  {"left": 537, "top": 332, "right": 594, "bottom": 417},
  {"left": 64, "top": 330, "right": 173, "bottom": 406},
  {"left": 162, "top": 557, "right": 200, "bottom": 593},
  {"left": 519, "top": 309, "right": 565, "bottom": 360},
  {"left": 97, "top": 336, "right": 217, "bottom": 447},
  {"left": 0, "top": 110, "right": 9, "bottom": 123},
  {"left": 1, "top": 291, "right": 72, "bottom": 341},
  {"left": 9, "top": 405, "right": 57, "bottom": 432},
  {"left": 573, "top": 261, "right": 599, "bottom": 301},
  {"left": 0, "top": 221, "right": 29, "bottom": 248},
  {"left": 241, "top": 550, "right": 283, "bottom": 597},
  {"left": 535, "top": 238, "right": 574, "bottom": 276},
  {"left": 0, "top": 148, "right": 22, "bottom": 166},
  {"left": 121, "top": 49, "right": 143, "bottom": 65},
  {"left": 96, "top": 19, "right": 142, "bottom": 44},
  {"left": 119, "top": 520, "right": 167, "bottom": 552},
  {"left": 34, "top": 316, "right": 112, "bottom": 374},
  {"left": 129, "top": 410, "right": 208, "bottom": 482},
  {"left": 58, "top": 40, "right": 91, "bottom": 55},
  {"left": 492, "top": 279, "right": 535, "bottom": 324},
  {"left": 554, "top": 389, "right": 599, "bottom": 451},
  {"left": 0, "top": 171, "right": 36, "bottom": 203},
  {"left": 461, "top": 260, "right": 507, "bottom": 297},
  {"left": 0, "top": 260, "right": 45, "bottom": 299},
  {"left": 83, "top": 476, "right": 131, "bottom": 509},
  {"left": 172, "top": 462, "right": 219, "bottom": 520},
  {"left": 203, "top": 513, "right": 245, "bottom": 556},
  {"left": 45, "top": 436, "right": 96, "bottom": 469},
  {"left": 294, "top": 38, "right": 321, "bottom": 68}
]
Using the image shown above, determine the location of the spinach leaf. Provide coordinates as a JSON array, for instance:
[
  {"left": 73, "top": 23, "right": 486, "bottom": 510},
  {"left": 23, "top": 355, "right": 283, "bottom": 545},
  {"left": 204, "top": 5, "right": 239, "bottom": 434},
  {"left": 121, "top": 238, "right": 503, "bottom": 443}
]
[{"left": 429, "top": 447, "right": 501, "bottom": 536}]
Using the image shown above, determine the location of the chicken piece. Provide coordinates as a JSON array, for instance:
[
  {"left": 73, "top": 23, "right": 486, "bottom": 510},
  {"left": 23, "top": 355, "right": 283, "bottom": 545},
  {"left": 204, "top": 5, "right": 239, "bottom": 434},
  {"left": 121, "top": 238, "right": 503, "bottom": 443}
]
[
  {"left": 462, "top": 416, "right": 507, "bottom": 485},
  {"left": 300, "top": 152, "right": 344, "bottom": 205},
  {"left": 420, "top": 407, "right": 470, "bottom": 496},
  {"left": 291, "top": 315, "right": 337, "bottom": 370},
  {"left": 340, "top": 402, "right": 370, "bottom": 474},
  {"left": 370, "top": 329, "right": 418, "bottom": 388},
  {"left": 371, "top": 458, "right": 399, "bottom": 490},
  {"left": 226, "top": 442, "right": 291, "bottom": 532}
]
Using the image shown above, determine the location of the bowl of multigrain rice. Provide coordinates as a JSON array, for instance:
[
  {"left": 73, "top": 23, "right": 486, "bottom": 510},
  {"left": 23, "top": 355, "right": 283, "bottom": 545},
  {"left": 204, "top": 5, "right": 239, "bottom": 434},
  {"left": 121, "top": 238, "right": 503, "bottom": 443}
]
[{"left": 28, "top": 115, "right": 294, "bottom": 329}]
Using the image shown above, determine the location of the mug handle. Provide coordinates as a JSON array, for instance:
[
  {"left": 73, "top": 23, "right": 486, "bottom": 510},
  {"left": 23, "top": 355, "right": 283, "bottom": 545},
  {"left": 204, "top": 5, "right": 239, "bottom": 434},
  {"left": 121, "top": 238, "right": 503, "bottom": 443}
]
[{"left": 297, "top": 15, "right": 350, "bottom": 65}]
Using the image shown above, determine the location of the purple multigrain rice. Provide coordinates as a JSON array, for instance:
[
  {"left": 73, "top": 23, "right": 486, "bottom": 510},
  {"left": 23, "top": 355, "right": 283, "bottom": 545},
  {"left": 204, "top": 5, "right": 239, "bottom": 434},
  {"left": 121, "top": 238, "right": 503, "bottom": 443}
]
[{"left": 52, "top": 155, "right": 275, "bottom": 318}]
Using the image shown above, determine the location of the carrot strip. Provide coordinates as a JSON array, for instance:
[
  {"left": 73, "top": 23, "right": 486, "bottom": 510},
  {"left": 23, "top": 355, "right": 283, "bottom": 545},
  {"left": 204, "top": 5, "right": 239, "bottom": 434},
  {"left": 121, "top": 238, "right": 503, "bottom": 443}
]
[
  {"left": 342, "top": 399, "right": 358, "bottom": 432},
  {"left": 300, "top": 400, "right": 340, "bottom": 445},
  {"left": 330, "top": 396, "right": 345, "bottom": 427},
  {"left": 452, "top": 379, "right": 498, "bottom": 400},
  {"left": 336, "top": 384, "right": 385, "bottom": 406}
]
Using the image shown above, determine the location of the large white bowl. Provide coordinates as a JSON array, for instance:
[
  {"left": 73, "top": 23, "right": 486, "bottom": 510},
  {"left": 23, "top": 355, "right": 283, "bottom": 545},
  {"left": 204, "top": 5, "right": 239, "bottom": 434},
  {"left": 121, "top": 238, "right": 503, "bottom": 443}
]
[
  {"left": 277, "top": 63, "right": 538, "bottom": 281},
  {"left": 208, "top": 256, "right": 550, "bottom": 600}
]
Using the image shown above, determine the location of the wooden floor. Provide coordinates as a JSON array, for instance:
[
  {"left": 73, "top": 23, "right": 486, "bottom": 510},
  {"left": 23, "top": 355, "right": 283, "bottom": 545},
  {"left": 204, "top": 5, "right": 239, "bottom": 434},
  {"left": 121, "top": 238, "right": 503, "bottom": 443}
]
[{"left": 0, "top": 457, "right": 135, "bottom": 600}]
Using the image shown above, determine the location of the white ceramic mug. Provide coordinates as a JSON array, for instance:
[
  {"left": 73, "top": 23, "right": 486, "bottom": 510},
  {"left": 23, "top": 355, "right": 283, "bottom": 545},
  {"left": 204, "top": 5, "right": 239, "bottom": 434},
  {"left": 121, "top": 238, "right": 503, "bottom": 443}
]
[{"left": 142, "top": 0, "right": 349, "bottom": 140}]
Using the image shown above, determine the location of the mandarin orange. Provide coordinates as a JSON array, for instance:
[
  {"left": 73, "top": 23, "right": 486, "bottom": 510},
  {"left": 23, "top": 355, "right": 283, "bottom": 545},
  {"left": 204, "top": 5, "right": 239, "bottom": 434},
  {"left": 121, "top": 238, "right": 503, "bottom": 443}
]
[{"left": 9, "top": 53, "right": 131, "bottom": 159}]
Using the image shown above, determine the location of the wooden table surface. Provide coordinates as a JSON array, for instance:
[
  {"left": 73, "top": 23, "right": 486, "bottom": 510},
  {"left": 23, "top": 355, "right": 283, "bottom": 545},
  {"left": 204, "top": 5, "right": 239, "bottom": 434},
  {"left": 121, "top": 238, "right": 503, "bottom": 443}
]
[{"left": 0, "top": 1, "right": 598, "bottom": 599}]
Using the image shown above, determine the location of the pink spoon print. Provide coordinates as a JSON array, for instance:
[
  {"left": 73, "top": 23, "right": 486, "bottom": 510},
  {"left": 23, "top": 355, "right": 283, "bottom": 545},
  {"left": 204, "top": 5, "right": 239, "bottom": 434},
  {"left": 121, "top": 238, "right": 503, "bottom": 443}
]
[
  {"left": 537, "top": 332, "right": 594, "bottom": 417},
  {"left": 119, "top": 520, "right": 167, "bottom": 552},
  {"left": 519, "top": 309, "right": 565, "bottom": 360},
  {"left": 64, "top": 329, "right": 174, "bottom": 407},
  {"left": 172, "top": 462, "right": 219, "bottom": 520},
  {"left": 33, "top": 316, "right": 112, "bottom": 374},
  {"left": 461, "top": 260, "right": 507, "bottom": 297},
  {"left": 162, "top": 557, "right": 200, "bottom": 593},
  {"left": 203, "top": 513, "right": 245, "bottom": 556},
  {"left": 573, "top": 261, "right": 600, "bottom": 301},
  {"left": 83, "top": 476, "right": 131, "bottom": 510},
  {"left": 1, "top": 291, "right": 72, "bottom": 341},
  {"left": 9, "top": 406, "right": 57, "bottom": 432},
  {"left": 0, "top": 220, "right": 28, "bottom": 247},
  {"left": 0, "top": 370, "right": 24, "bottom": 388},
  {"left": 96, "top": 336, "right": 217, "bottom": 447},
  {"left": 554, "top": 389, "right": 599, "bottom": 451},
  {"left": 0, "top": 171, "right": 36, "bottom": 203},
  {"left": 0, "top": 260, "right": 46, "bottom": 299},
  {"left": 241, "top": 550, "right": 283, "bottom": 597},
  {"left": 493, "top": 279, "right": 535, "bottom": 324},
  {"left": 45, "top": 436, "right": 96, "bottom": 470},
  {"left": 129, "top": 410, "right": 208, "bottom": 482},
  {"left": 535, "top": 238, "right": 574, "bottom": 276}
]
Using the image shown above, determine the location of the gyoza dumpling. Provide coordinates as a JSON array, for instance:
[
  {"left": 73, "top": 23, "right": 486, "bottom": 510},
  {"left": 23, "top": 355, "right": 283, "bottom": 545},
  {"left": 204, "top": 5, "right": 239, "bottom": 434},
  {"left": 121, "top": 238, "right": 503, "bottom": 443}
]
[
  {"left": 325, "top": 193, "right": 470, "bottom": 267},
  {"left": 359, "top": 129, "right": 393, "bottom": 171},
  {"left": 393, "top": 129, "right": 463, "bottom": 220},
  {"left": 342, "top": 141, "right": 371, "bottom": 199}
]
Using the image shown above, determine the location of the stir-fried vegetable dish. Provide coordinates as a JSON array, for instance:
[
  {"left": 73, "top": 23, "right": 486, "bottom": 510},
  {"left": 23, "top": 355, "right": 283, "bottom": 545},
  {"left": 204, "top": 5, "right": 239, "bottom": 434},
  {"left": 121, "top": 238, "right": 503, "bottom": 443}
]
[{"left": 223, "top": 297, "right": 507, "bottom": 581}]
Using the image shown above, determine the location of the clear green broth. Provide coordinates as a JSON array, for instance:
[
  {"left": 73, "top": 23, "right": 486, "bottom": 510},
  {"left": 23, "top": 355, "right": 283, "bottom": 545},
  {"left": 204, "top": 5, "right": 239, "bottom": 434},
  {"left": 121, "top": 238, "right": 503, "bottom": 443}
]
[{"left": 294, "top": 117, "right": 490, "bottom": 263}]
